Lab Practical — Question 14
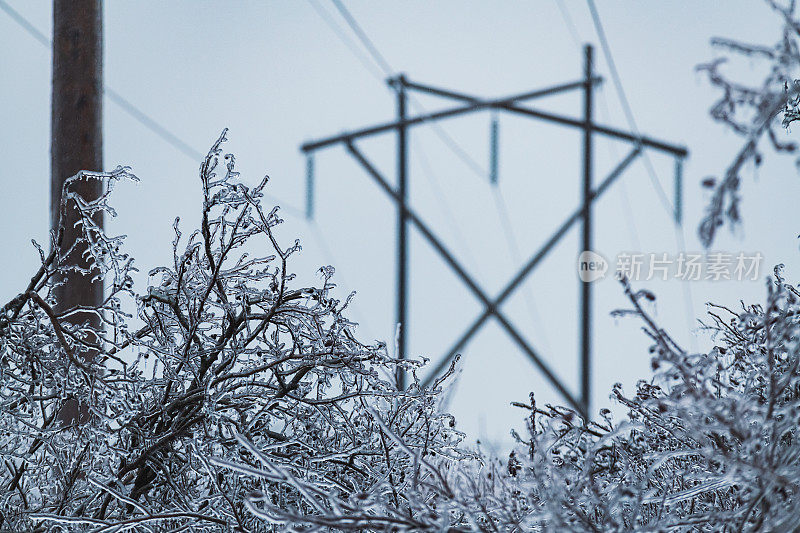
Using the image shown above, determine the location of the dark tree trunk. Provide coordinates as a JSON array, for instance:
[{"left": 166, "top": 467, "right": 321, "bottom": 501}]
[{"left": 51, "top": 0, "right": 103, "bottom": 424}]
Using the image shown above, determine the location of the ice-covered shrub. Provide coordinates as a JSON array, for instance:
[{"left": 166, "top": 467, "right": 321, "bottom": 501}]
[
  {"left": 3, "top": 126, "right": 800, "bottom": 530},
  {"left": 697, "top": 0, "right": 800, "bottom": 246},
  {"left": 496, "top": 273, "right": 800, "bottom": 531},
  {"left": 0, "top": 130, "right": 469, "bottom": 531}
]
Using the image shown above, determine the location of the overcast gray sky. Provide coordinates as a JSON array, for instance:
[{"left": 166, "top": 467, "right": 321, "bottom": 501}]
[{"left": 2, "top": 1, "right": 799, "bottom": 449}]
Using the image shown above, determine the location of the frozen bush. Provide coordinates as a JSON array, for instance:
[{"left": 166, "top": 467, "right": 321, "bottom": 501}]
[{"left": 0, "top": 130, "right": 469, "bottom": 531}]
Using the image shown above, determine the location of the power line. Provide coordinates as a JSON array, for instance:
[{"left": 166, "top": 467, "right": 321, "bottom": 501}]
[
  {"left": 553, "top": 0, "right": 640, "bottom": 252},
  {"left": 586, "top": 0, "right": 698, "bottom": 351},
  {"left": 556, "top": 0, "right": 582, "bottom": 51},
  {"left": 0, "top": 1, "right": 202, "bottom": 162},
  {"left": 0, "top": 0, "right": 47, "bottom": 46},
  {"left": 1, "top": 0, "right": 382, "bottom": 344},
  {"left": 325, "top": 0, "right": 489, "bottom": 179},
  {"left": 330, "top": 0, "right": 393, "bottom": 77},
  {"left": 414, "top": 133, "right": 559, "bottom": 354},
  {"left": 597, "top": 88, "right": 641, "bottom": 251},
  {"left": 559, "top": 0, "right": 688, "bottom": 356},
  {"left": 310, "top": 1, "right": 494, "bottom": 319},
  {"left": 308, "top": 0, "right": 386, "bottom": 83},
  {"left": 586, "top": 0, "right": 673, "bottom": 215},
  {"left": 325, "top": 0, "right": 556, "bottom": 359},
  {"left": 105, "top": 89, "right": 205, "bottom": 162},
  {"left": 314, "top": 1, "right": 494, "bottom": 242},
  {"left": 412, "top": 136, "right": 486, "bottom": 282},
  {"left": 313, "top": 0, "right": 491, "bottom": 356},
  {"left": 314, "top": 3, "right": 543, "bottom": 362},
  {"left": 557, "top": 0, "right": 697, "bottom": 358},
  {"left": 413, "top": 132, "right": 551, "bottom": 355},
  {"left": 322, "top": 0, "right": 519, "bottom": 246},
  {"left": 0, "top": 0, "right": 303, "bottom": 218}
]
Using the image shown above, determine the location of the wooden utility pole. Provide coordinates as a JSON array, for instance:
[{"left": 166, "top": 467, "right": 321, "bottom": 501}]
[{"left": 51, "top": 0, "right": 103, "bottom": 423}]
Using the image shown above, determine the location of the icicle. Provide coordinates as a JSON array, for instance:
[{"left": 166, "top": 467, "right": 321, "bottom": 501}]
[
  {"left": 490, "top": 112, "right": 499, "bottom": 185},
  {"left": 674, "top": 157, "right": 683, "bottom": 225},
  {"left": 305, "top": 153, "right": 315, "bottom": 220}
]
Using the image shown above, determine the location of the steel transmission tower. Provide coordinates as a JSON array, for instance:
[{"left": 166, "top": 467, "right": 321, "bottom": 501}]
[{"left": 301, "top": 45, "right": 687, "bottom": 418}]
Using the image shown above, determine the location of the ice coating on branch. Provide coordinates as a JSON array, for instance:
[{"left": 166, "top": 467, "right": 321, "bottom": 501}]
[
  {"left": 3, "top": 128, "right": 800, "bottom": 530},
  {"left": 697, "top": 1, "right": 800, "bottom": 246}
]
